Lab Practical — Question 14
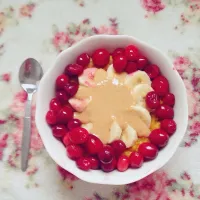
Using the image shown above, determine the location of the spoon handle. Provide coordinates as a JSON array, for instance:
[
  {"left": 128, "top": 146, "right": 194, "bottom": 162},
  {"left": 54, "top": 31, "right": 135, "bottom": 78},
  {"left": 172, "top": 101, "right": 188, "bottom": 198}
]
[{"left": 21, "top": 93, "right": 33, "bottom": 172}]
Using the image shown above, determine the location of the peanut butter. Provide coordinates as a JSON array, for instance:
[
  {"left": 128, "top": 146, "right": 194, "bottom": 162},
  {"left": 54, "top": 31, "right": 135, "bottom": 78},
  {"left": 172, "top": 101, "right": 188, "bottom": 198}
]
[{"left": 75, "top": 69, "right": 150, "bottom": 144}]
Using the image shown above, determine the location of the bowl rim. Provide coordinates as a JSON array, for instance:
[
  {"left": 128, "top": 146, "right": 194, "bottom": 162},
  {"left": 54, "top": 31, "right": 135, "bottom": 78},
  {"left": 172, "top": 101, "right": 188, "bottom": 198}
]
[{"left": 35, "top": 34, "right": 188, "bottom": 185}]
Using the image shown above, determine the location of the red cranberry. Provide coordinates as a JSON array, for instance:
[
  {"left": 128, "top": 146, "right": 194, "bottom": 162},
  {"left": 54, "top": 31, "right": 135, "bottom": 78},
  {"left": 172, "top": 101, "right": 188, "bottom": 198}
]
[
  {"left": 49, "top": 98, "right": 61, "bottom": 112},
  {"left": 129, "top": 151, "right": 144, "bottom": 168},
  {"left": 52, "top": 125, "right": 67, "bottom": 138},
  {"left": 113, "top": 55, "right": 127, "bottom": 73},
  {"left": 69, "top": 127, "right": 89, "bottom": 144},
  {"left": 92, "top": 48, "right": 110, "bottom": 68},
  {"left": 57, "top": 106, "right": 73, "bottom": 124},
  {"left": 151, "top": 76, "right": 169, "bottom": 97},
  {"left": 76, "top": 53, "right": 90, "bottom": 67},
  {"left": 101, "top": 158, "right": 116, "bottom": 172},
  {"left": 110, "top": 140, "right": 126, "bottom": 158},
  {"left": 65, "top": 64, "right": 84, "bottom": 76},
  {"left": 117, "top": 155, "right": 129, "bottom": 172},
  {"left": 85, "top": 134, "right": 103, "bottom": 155},
  {"left": 138, "top": 142, "right": 158, "bottom": 160},
  {"left": 56, "top": 90, "right": 69, "bottom": 104},
  {"left": 55, "top": 74, "right": 69, "bottom": 90},
  {"left": 145, "top": 91, "right": 160, "bottom": 109},
  {"left": 156, "top": 105, "right": 174, "bottom": 119},
  {"left": 63, "top": 134, "right": 71, "bottom": 146},
  {"left": 89, "top": 156, "right": 100, "bottom": 169},
  {"left": 76, "top": 157, "right": 91, "bottom": 171},
  {"left": 46, "top": 110, "right": 57, "bottom": 125},
  {"left": 112, "top": 48, "right": 125, "bottom": 58},
  {"left": 137, "top": 56, "right": 148, "bottom": 70},
  {"left": 149, "top": 129, "right": 169, "bottom": 148},
  {"left": 125, "top": 45, "right": 139, "bottom": 61},
  {"left": 161, "top": 119, "right": 177, "bottom": 135},
  {"left": 125, "top": 62, "right": 138, "bottom": 74},
  {"left": 67, "top": 119, "right": 81, "bottom": 130},
  {"left": 66, "top": 144, "right": 83, "bottom": 160},
  {"left": 163, "top": 93, "right": 175, "bottom": 107},
  {"left": 98, "top": 145, "right": 114, "bottom": 164},
  {"left": 144, "top": 64, "right": 160, "bottom": 79},
  {"left": 64, "top": 82, "right": 79, "bottom": 97}
]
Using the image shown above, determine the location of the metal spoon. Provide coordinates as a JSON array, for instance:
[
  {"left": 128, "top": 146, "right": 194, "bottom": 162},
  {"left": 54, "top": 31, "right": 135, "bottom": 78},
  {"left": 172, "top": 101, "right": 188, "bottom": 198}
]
[{"left": 19, "top": 58, "right": 43, "bottom": 171}]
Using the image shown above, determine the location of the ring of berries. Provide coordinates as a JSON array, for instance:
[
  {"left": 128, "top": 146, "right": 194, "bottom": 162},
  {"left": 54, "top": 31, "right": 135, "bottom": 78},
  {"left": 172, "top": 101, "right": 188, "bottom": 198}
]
[{"left": 46, "top": 45, "right": 176, "bottom": 172}]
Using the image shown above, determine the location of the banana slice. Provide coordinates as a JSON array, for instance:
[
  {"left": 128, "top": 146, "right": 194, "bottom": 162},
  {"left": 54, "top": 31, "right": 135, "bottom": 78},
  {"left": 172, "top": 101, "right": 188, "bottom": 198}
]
[
  {"left": 68, "top": 97, "right": 91, "bottom": 112},
  {"left": 79, "top": 68, "right": 97, "bottom": 87},
  {"left": 82, "top": 123, "right": 93, "bottom": 132},
  {"left": 132, "top": 84, "right": 153, "bottom": 107},
  {"left": 124, "top": 71, "right": 151, "bottom": 89},
  {"left": 107, "top": 64, "right": 127, "bottom": 85},
  {"left": 121, "top": 125, "right": 138, "bottom": 148},
  {"left": 108, "top": 121, "right": 122, "bottom": 143},
  {"left": 131, "top": 105, "right": 151, "bottom": 127},
  {"left": 107, "top": 64, "right": 115, "bottom": 79}
]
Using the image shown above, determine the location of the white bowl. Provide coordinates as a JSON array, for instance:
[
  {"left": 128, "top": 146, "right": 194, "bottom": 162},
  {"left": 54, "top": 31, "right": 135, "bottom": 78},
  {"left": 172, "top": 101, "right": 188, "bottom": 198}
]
[{"left": 35, "top": 35, "right": 188, "bottom": 185}]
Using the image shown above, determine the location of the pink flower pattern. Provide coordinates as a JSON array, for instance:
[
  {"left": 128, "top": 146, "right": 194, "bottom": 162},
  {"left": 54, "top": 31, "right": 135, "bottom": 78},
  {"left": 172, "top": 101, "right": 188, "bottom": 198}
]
[
  {"left": 127, "top": 171, "right": 169, "bottom": 200},
  {"left": 141, "top": 0, "right": 165, "bottom": 13},
  {"left": 1, "top": 73, "right": 11, "bottom": 82},
  {"left": 19, "top": 3, "right": 36, "bottom": 18},
  {"left": 51, "top": 18, "right": 119, "bottom": 52}
]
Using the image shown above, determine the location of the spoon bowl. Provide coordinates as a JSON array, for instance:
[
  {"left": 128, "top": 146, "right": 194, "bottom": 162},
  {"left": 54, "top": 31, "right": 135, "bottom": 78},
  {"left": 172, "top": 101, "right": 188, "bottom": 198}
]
[{"left": 19, "top": 58, "right": 43, "bottom": 93}]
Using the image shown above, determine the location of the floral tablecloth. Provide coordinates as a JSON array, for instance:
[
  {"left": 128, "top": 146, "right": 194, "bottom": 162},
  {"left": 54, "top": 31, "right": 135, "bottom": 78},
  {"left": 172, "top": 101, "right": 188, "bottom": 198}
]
[{"left": 0, "top": 0, "right": 200, "bottom": 199}]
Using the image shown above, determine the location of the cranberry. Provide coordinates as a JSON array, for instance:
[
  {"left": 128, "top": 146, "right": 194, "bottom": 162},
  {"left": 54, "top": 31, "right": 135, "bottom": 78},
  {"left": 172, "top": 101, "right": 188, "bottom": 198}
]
[
  {"left": 85, "top": 134, "right": 103, "bottom": 155},
  {"left": 125, "top": 45, "right": 139, "bottom": 61},
  {"left": 98, "top": 145, "right": 114, "bottom": 164},
  {"left": 149, "top": 129, "right": 169, "bottom": 148},
  {"left": 76, "top": 157, "right": 91, "bottom": 171},
  {"left": 117, "top": 155, "right": 129, "bottom": 172},
  {"left": 113, "top": 55, "right": 127, "bottom": 73},
  {"left": 49, "top": 98, "right": 61, "bottom": 112},
  {"left": 137, "top": 56, "right": 148, "bottom": 70},
  {"left": 125, "top": 62, "right": 138, "bottom": 74},
  {"left": 57, "top": 106, "right": 73, "bottom": 124},
  {"left": 112, "top": 48, "right": 125, "bottom": 58},
  {"left": 92, "top": 48, "right": 110, "bottom": 68},
  {"left": 56, "top": 90, "right": 69, "bottom": 104},
  {"left": 151, "top": 76, "right": 169, "bottom": 97},
  {"left": 63, "top": 134, "right": 71, "bottom": 146},
  {"left": 55, "top": 74, "right": 69, "bottom": 90},
  {"left": 138, "top": 142, "right": 158, "bottom": 160},
  {"left": 110, "top": 140, "right": 126, "bottom": 158},
  {"left": 163, "top": 93, "right": 175, "bottom": 107},
  {"left": 66, "top": 144, "right": 83, "bottom": 160},
  {"left": 89, "top": 156, "right": 100, "bottom": 169},
  {"left": 101, "top": 158, "right": 116, "bottom": 172},
  {"left": 145, "top": 91, "right": 160, "bottom": 109},
  {"left": 156, "top": 105, "right": 174, "bottom": 119},
  {"left": 67, "top": 119, "right": 82, "bottom": 130},
  {"left": 129, "top": 151, "right": 144, "bottom": 168},
  {"left": 69, "top": 127, "right": 89, "bottom": 144},
  {"left": 52, "top": 125, "right": 67, "bottom": 138},
  {"left": 161, "top": 119, "right": 177, "bottom": 135},
  {"left": 64, "top": 82, "right": 79, "bottom": 97},
  {"left": 46, "top": 110, "right": 57, "bottom": 125},
  {"left": 144, "top": 64, "right": 160, "bottom": 79},
  {"left": 65, "top": 64, "right": 84, "bottom": 76},
  {"left": 76, "top": 53, "right": 90, "bottom": 67}
]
